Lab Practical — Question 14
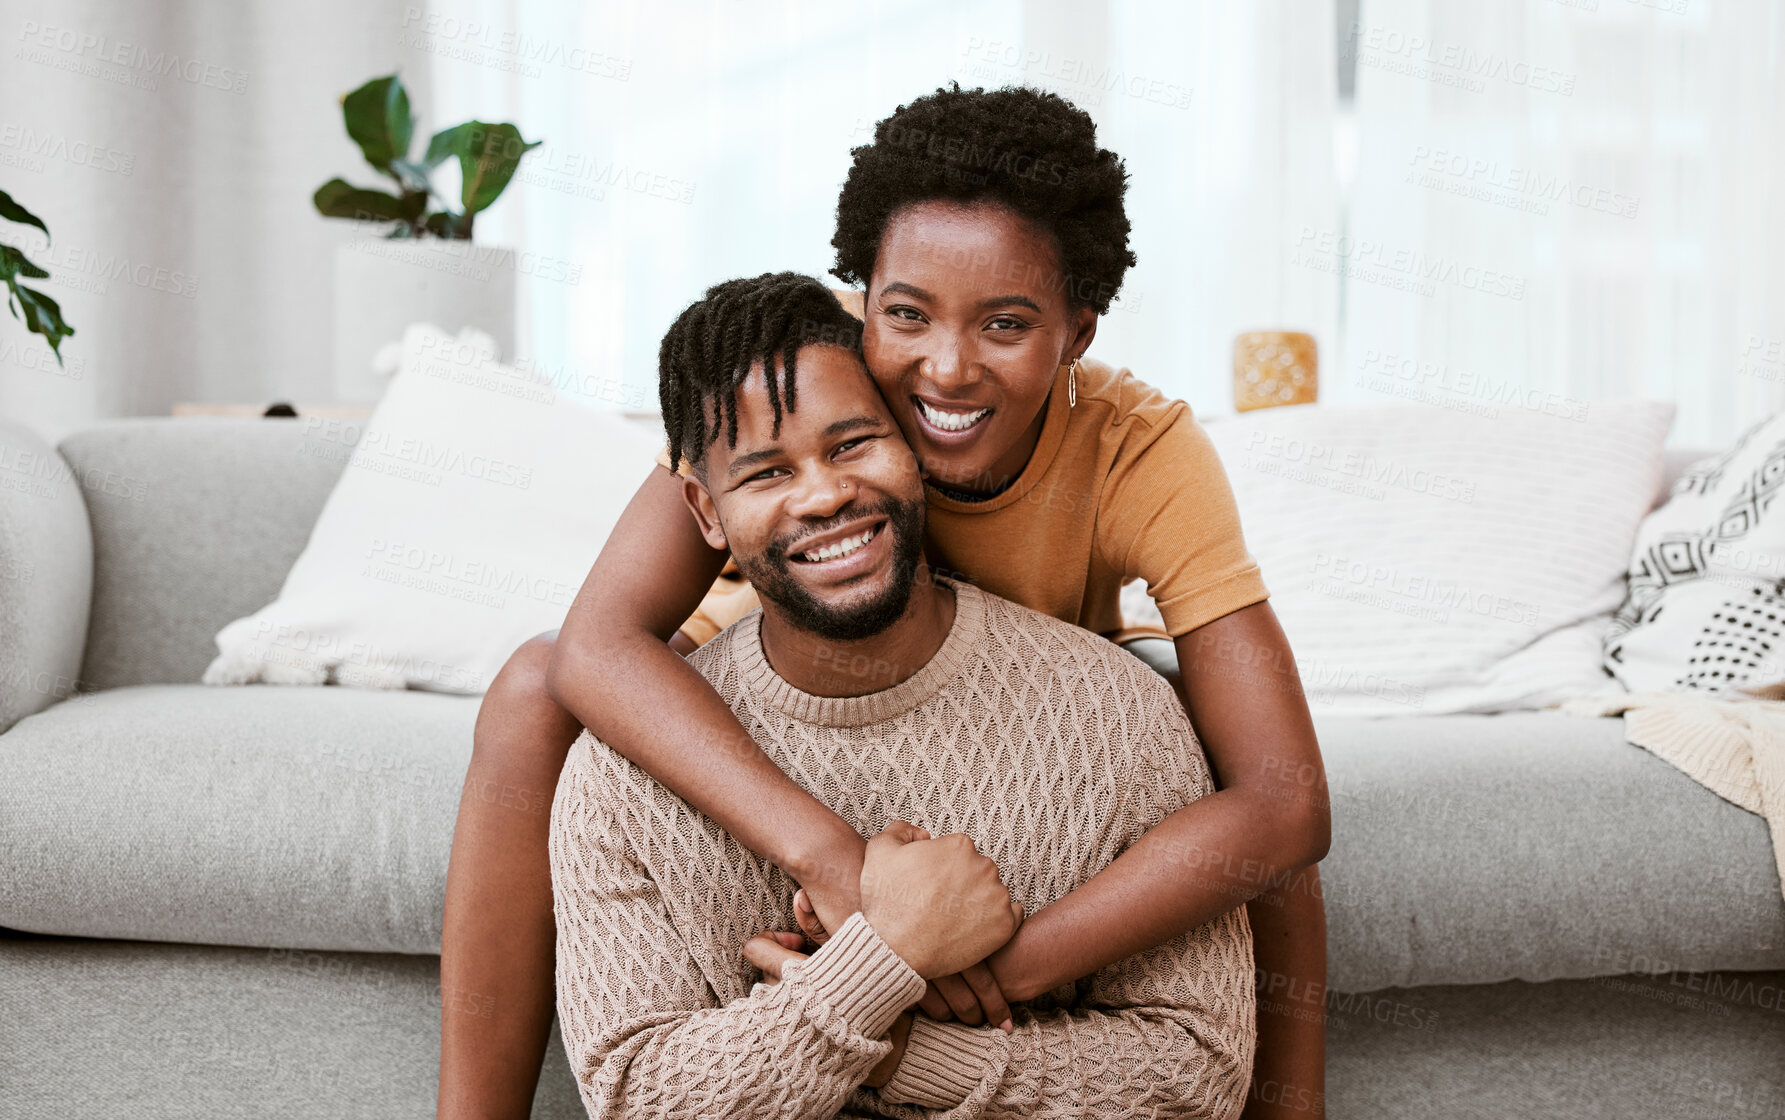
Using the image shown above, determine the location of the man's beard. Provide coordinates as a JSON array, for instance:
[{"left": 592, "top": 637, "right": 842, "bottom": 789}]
[{"left": 735, "top": 494, "right": 927, "bottom": 643}]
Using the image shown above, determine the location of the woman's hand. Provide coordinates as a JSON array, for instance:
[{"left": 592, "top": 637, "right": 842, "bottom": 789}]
[
  {"left": 919, "top": 962, "right": 1013, "bottom": 1032},
  {"left": 743, "top": 929, "right": 809, "bottom": 980},
  {"left": 865, "top": 1012, "right": 915, "bottom": 1087},
  {"left": 791, "top": 848, "right": 864, "bottom": 948},
  {"left": 794, "top": 888, "right": 1015, "bottom": 1032}
]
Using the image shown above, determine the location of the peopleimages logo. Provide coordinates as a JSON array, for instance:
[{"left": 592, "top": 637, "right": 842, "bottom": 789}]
[
  {"left": 0, "top": 438, "right": 148, "bottom": 502},
  {"left": 1405, "top": 146, "right": 1639, "bottom": 219},
  {"left": 515, "top": 147, "right": 696, "bottom": 205},
  {"left": 1291, "top": 227, "right": 1526, "bottom": 301},
  {"left": 362, "top": 538, "right": 579, "bottom": 611},
  {"left": 1357, "top": 349, "right": 1591, "bottom": 422},
  {"left": 398, "top": 7, "right": 630, "bottom": 81},
  {"left": 299, "top": 416, "right": 535, "bottom": 491},
  {"left": 879, "top": 122, "right": 1078, "bottom": 188},
  {"left": 1309, "top": 552, "right": 1542, "bottom": 627},
  {"left": 1343, "top": 22, "right": 1576, "bottom": 96},
  {"left": 0, "top": 123, "right": 135, "bottom": 176},
  {"left": 1739, "top": 335, "right": 1784, "bottom": 384},
  {"left": 957, "top": 37, "right": 1192, "bottom": 110},
  {"left": 15, "top": 20, "right": 249, "bottom": 94},
  {"left": 1242, "top": 429, "right": 1478, "bottom": 505},
  {"left": 0, "top": 233, "right": 198, "bottom": 300},
  {"left": 0, "top": 337, "right": 85, "bottom": 379}
]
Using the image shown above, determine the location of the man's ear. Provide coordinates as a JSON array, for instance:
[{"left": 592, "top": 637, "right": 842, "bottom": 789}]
[{"left": 680, "top": 474, "right": 729, "bottom": 551}]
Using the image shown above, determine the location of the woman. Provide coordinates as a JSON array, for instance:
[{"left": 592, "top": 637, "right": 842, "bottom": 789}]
[{"left": 438, "top": 85, "right": 1330, "bottom": 1120}]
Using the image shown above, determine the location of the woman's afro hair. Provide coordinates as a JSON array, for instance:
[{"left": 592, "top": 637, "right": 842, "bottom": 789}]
[{"left": 832, "top": 84, "right": 1136, "bottom": 315}]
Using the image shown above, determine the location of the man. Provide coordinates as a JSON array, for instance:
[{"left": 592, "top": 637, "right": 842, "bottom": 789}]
[{"left": 549, "top": 274, "right": 1255, "bottom": 1118}]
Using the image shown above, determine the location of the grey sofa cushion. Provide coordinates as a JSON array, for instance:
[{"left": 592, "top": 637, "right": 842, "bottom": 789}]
[
  {"left": 57, "top": 419, "right": 347, "bottom": 690},
  {"left": 3, "top": 685, "right": 1782, "bottom": 985},
  {"left": 0, "top": 938, "right": 587, "bottom": 1120},
  {"left": 1321, "top": 711, "right": 1785, "bottom": 990},
  {"left": 5, "top": 941, "right": 1780, "bottom": 1120},
  {"left": 0, "top": 418, "right": 91, "bottom": 734},
  {"left": 0, "top": 684, "right": 478, "bottom": 954}
]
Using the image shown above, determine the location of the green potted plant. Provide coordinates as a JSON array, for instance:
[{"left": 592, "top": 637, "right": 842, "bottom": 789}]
[
  {"left": 313, "top": 73, "right": 540, "bottom": 240},
  {"left": 316, "top": 73, "right": 541, "bottom": 403},
  {"left": 1, "top": 190, "right": 74, "bottom": 365}
]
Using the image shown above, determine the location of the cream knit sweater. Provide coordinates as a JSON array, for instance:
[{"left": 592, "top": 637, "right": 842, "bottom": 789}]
[{"left": 550, "top": 581, "right": 1255, "bottom": 1119}]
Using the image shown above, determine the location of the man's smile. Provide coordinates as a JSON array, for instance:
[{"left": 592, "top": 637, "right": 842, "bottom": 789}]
[{"left": 785, "top": 516, "right": 891, "bottom": 581}]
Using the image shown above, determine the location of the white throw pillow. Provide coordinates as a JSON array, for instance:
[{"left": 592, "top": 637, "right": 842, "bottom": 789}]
[
  {"left": 203, "top": 324, "right": 663, "bottom": 694},
  {"left": 1191, "top": 399, "right": 1674, "bottom": 716},
  {"left": 1606, "top": 412, "right": 1785, "bottom": 693}
]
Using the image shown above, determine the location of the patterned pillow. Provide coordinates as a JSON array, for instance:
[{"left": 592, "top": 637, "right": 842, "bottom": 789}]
[{"left": 1606, "top": 412, "right": 1785, "bottom": 693}]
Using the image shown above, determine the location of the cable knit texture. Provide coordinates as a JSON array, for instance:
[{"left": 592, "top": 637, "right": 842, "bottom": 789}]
[{"left": 550, "top": 581, "right": 1256, "bottom": 1119}]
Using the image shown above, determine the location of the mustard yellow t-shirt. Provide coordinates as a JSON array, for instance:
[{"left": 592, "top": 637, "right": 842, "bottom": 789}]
[{"left": 667, "top": 357, "right": 1268, "bottom": 646}]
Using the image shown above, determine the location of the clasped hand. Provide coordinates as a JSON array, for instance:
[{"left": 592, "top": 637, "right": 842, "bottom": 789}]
[{"left": 743, "top": 821, "right": 1023, "bottom": 1037}]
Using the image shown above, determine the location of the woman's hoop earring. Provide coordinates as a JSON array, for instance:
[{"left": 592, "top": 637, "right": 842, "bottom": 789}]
[{"left": 1068, "top": 358, "right": 1081, "bottom": 408}]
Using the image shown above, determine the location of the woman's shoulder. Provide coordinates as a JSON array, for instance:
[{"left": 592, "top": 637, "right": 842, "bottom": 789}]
[
  {"left": 1074, "top": 357, "right": 1196, "bottom": 432},
  {"left": 1065, "top": 357, "right": 1212, "bottom": 476}
]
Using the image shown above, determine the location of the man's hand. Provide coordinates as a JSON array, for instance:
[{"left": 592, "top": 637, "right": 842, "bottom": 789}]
[
  {"left": 860, "top": 821, "right": 1023, "bottom": 979},
  {"left": 795, "top": 888, "right": 1015, "bottom": 1032},
  {"left": 742, "top": 933, "right": 914, "bottom": 1088}
]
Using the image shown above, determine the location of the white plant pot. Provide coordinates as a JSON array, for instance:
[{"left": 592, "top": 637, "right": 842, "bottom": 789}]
[{"left": 332, "top": 240, "right": 516, "bottom": 405}]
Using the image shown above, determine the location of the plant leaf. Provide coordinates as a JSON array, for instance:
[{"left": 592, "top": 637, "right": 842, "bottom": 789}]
[
  {"left": 0, "top": 244, "right": 50, "bottom": 281},
  {"left": 0, "top": 221, "right": 75, "bottom": 363},
  {"left": 389, "top": 157, "right": 431, "bottom": 193},
  {"left": 0, "top": 189, "right": 50, "bottom": 240},
  {"left": 341, "top": 74, "right": 414, "bottom": 174},
  {"left": 422, "top": 126, "right": 459, "bottom": 170},
  {"left": 7, "top": 283, "right": 74, "bottom": 361},
  {"left": 423, "top": 211, "right": 462, "bottom": 238},
  {"left": 425, "top": 121, "right": 541, "bottom": 217},
  {"left": 313, "top": 178, "right": 416, "bottom": 224}
]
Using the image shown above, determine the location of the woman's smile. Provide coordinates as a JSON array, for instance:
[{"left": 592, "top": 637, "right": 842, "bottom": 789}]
[{"left": 913, "top": 395, "right": 994, "bottom": 441}]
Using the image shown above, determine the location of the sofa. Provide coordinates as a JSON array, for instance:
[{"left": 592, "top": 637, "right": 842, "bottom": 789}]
[{"left": 1, "top": 414, "right": 1782, "bottom": 1120}]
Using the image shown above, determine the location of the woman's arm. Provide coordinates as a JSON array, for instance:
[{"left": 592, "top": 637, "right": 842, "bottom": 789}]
[
  {"left": 546, "top": 467, "right": 867, "bottom": 928},
  {"left": 983, "top": 601, "right": 1329, "bottom": 1118},
  {"left": 1177, "top": 604, "right": 1328, "bottom": 1120},
  {"left": 985, "top": 601, "right": 1329, "bottom": 993}
]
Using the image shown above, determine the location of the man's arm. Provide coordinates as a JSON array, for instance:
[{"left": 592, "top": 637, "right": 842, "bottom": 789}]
[
  {"left": 550, "top": 748, "right": 924, "bottom": 1120},
  {"left": 752, "top": 924, "right": 1254, "bottom": 1120},
  {"left": 876, "top": 902, "right": 1256, "bottom": 1117}
]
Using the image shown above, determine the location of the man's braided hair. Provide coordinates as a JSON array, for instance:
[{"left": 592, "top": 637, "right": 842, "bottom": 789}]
[{"left": 658, "top": 272, "right": 863, "bottom": 474}]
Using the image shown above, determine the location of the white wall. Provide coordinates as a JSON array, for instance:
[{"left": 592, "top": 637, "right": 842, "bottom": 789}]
[{"left": 0, "top": 0, "right": 427, "bottom": 439}]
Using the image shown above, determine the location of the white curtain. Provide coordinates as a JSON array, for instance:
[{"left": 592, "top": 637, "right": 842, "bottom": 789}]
[
  {"left": 417, "top": 0, "right": 1337, "bottom": 417},
  {"left": 0, "top": 0, "right": 1344, "bottom": 435},
  {"left": 1335, "top": 0, "right": 1785, "bottom": 447},
  {"left": 12, "top": 1, "right": 1772, "bottom": 449}
]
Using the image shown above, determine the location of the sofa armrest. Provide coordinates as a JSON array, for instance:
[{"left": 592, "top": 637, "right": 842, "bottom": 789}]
[{"left": 0, "top": 418, "right": 93, "bottom": 734}]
